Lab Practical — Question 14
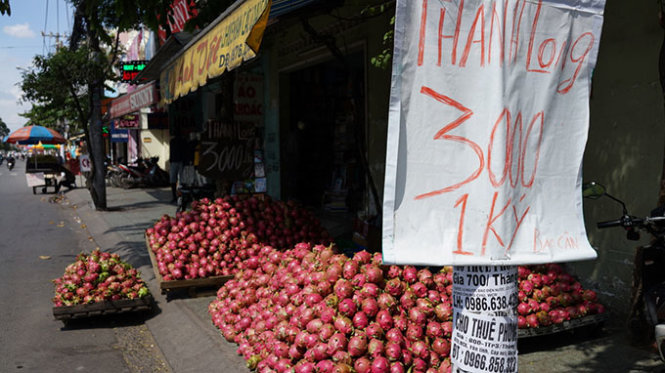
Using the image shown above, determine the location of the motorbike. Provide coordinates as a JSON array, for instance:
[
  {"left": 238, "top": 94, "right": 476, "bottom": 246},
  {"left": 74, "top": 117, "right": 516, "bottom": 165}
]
[
  {"left": 105, "top": 161, "right": 125, "bottom": 188},
  {"left": 175, "top": 165, "right": 216, "bottom": 212},
  {"left": 7, "top": 157, "right": 15, "bottom": 171},
  {"left": 584, "top": 181, "right": 665, "bottom": 361},
  {"left": 111, "top": 157, "right": 170, "bottom": 189},
  {"left": 176, "top": 183, "right": 216, "bottom": 212}
]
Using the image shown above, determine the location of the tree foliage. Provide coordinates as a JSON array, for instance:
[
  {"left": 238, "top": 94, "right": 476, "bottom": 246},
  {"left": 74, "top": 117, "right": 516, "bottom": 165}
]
[
  {"left": 18, "top": 46, "right": 113, "bottom": 136},
  {"left": 0, "top": 117, "right": 9, "bottom": 138},
  {"left": 364, "top": 1, "right": 395, "bottom": 70},
  {"left": 0, "top": 0, "right": 10, "bottom": 16},
  {"left": 67, "top": 0, "right": 174, "bottom": 47}
]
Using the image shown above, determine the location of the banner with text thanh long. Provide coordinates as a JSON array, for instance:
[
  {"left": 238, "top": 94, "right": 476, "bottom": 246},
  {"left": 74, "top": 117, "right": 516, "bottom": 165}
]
[{"left": 383, "top": 0, "right": 606, "bottom": 266}]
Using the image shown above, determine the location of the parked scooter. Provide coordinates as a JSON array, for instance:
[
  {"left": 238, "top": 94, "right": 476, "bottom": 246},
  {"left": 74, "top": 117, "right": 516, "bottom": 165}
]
[
  {"left": 112, "top": 157, "right": 169, "bottom": 189},
  {"left": 176, "top": 183, "right": 216, "bottom": 213},
  {"left": 584, "top": 181, "right": 665, "bottom": 360},
  {"left": 105, "top": 160, "right": 125, "bottom": 188}
]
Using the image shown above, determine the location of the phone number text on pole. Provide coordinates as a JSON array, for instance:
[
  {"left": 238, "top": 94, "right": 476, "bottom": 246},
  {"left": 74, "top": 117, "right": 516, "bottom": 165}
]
[{"left": 453, "top": 293, "right": 519, "bottom": 312}]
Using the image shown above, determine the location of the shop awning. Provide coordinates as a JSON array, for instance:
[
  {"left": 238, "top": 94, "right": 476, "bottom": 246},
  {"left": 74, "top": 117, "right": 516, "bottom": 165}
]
[
  {"left": 134, "top": 32, "right": 193, "bottom": 83},
  {"left": 160, "top": 0, "right": 272, "bottom": 104},
  {"left": 68, "top": 133, "right": 86, "bottom": 142},
  {"left": 269, "top": 0, "right": 320, "bottom": 18}
]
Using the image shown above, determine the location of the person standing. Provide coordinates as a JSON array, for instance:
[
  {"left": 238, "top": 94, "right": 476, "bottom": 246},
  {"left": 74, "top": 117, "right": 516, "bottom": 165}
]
[{"left": 169, "top": 133, "right": 186, "bottom": 203}]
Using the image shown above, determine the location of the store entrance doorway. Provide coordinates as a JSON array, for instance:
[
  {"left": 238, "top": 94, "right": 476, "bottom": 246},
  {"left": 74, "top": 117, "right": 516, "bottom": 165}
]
[{"left": 281, "top": 52, "right": 366, "bottom": 216}]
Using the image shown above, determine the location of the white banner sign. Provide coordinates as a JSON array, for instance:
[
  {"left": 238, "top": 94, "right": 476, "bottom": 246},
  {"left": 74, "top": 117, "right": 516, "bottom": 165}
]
[{"left": 383, "top": 0, "right": 605, "bottom": 265}]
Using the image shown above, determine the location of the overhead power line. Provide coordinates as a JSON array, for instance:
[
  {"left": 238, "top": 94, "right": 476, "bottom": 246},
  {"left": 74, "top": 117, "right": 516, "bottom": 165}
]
[
  {"left": 0, "top": 45, "right": 42, "bottom": 49},
  {"left": 41, "top": 0, "right": 70, "bottom": 55}
]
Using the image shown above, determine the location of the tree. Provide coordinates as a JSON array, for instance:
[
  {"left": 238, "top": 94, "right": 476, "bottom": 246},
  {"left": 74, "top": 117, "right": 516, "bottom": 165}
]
[
  {"left": 366, "top": 1, "right": 395, "bottom": 70},
  {"left": 0, "top": 117, "right": 9, "bottom": 138},
  {"left": 57, "top": 0, "right": 175, "bottom": 209},
  {"left": 0, "top": 117, "right": 11, "bottom": 151},
  {"left": 18, "top": 0, "right": 173, "bottom": 209},
  {"left": 0, "top": 0, "right": 10, "bottom": 16},
  {"left": 19, "top": 48, "right": 99, "bottom": 136}
]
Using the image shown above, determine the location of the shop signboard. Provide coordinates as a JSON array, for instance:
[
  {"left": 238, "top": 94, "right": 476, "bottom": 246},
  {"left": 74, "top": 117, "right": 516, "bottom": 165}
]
[
  {"left": 120, "top": 60, "right": 148, "bottom": 82},
  {"left": 198, "top": 119, "right": 254, "bottom": 180},
  {"left": 160, "top": 0, "right": 271, "bottom": 104},
  {"left": 158, "top": 0, "right": 199, "bottom": 44},
  {"left": 234, "top": 72, "right": 264, "bottom": 131},
  {"left": 383, "top": 0, "right": 605, "bottom": 267},
  {"left": 115, "top": 114, "right": 140, "bottom": 129},
  {"left": 110, "top": 82, "right": 159, "bottom": 118},
  {"left": 111, "top": 121, "right": 129, "bottom": 143}
]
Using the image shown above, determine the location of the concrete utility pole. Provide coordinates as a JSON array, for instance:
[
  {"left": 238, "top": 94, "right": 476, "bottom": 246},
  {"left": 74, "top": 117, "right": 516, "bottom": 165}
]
[
  {"left": 69, "top": 0, "right": 107, "bottom": 210},
  {"left": 41, "top": 31, "right": 68, "bottom": 50}
]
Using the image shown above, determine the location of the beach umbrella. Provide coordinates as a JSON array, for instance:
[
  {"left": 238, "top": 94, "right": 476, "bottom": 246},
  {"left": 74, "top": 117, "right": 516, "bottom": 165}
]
[{"left": 4, "top": 125, "right": 66, "bottom": 145}]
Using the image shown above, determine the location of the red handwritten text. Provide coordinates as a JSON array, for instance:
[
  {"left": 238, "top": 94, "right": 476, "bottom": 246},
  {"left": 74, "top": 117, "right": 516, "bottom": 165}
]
[{"left": 417, "top": 0, "right": 596, "bottom": 94}]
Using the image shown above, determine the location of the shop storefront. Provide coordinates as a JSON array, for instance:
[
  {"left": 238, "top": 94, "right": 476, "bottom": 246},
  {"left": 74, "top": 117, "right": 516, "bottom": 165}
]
[
  {"left": 135, "top": 0, "right": 390, "bottom": 244},
  {"left": 256, "top": 2, "right": 393, "bottom": 243},
  {"left": 109, "top": 82, "right": 167, "bottom": 168},
  {"left": 149, "top": 0, "right": 272, "bottom": 193}
]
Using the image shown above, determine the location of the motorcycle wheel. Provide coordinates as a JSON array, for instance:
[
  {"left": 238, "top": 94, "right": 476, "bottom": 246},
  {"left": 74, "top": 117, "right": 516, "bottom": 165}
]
[
  {"left": 176, "top": 195, "right": 186, "bottom": 213},
  {"left": 119, "top": 174, "right": 136, "bottom": 189},
  {"left": 111, "top": 173, "right": 124, "bottom": 188}
]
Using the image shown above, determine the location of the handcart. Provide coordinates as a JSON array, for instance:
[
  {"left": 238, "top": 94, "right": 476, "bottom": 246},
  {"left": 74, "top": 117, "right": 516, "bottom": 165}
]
[{"left": 25, "top": 155, "right": 76, "bottom": 194}]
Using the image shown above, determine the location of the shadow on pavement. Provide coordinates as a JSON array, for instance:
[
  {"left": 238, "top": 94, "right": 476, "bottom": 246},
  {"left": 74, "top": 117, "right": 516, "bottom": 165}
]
[
  {"left": 105, "top": 240, "right": 152, "bottom": 269},
  {"left": 104, "top": 222, "right": 155, "bottom": 236},
  {"left": 104, "top": 200, "right": 172, "bottom": 212},
  {"left": 518, "top": 323, "right": 609, "bottom": 353},
  {"left": 57, "top": 306, "right": 162, "bottom": 331},
  {"left": 519, "top": 322, "right": 665, "bottom": 372}
]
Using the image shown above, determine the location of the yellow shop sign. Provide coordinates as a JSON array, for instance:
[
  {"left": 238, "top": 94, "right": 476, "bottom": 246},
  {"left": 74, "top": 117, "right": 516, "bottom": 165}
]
[{"left": 160, "top": 0, "right": 271, "bottom": 104}]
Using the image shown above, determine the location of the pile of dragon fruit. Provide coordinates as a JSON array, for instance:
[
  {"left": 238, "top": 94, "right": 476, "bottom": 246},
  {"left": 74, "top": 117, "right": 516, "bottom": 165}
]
[
  {"left": 516, "top": 264, "right": 605, "bottom": 329},
  {"left": 145, "top": 195, "right": 331, "bottom": 280},
  {"left": 207, "top": 240, "right": 606, "bottom": 372},
  {"left": 52, "top": 249, "right": 150, "bottom": 307},
  {"left": 209, "top": 243, "right": 454, "bottom": 373}
]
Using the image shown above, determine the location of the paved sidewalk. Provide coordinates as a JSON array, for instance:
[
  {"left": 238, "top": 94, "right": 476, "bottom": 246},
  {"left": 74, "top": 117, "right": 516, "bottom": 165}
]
[
  {"left": 60, "top": 185, "right": 246, "bottom": 373},
  {"left": 57, "top": 185, "right": 665, "bottom": 373}
]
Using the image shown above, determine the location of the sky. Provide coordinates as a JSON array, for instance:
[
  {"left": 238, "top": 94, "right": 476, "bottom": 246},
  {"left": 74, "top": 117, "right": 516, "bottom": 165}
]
[{"left": 0, "top": 0, "right": 74, "bottom": 133}]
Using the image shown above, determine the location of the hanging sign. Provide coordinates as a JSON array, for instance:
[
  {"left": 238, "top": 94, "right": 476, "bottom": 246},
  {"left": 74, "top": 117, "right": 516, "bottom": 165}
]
[
  {"left": 382, "top": 0, "right": 606, "bottom": 266},
  {"left": 160, "top": 0, "right": 271, "bottom": 104}
]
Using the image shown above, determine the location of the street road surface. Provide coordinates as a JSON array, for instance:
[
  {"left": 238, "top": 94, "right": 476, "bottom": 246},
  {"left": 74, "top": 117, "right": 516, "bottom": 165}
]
[{"left": 0, "top": 159, "right": 168, "bottom": 373}]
